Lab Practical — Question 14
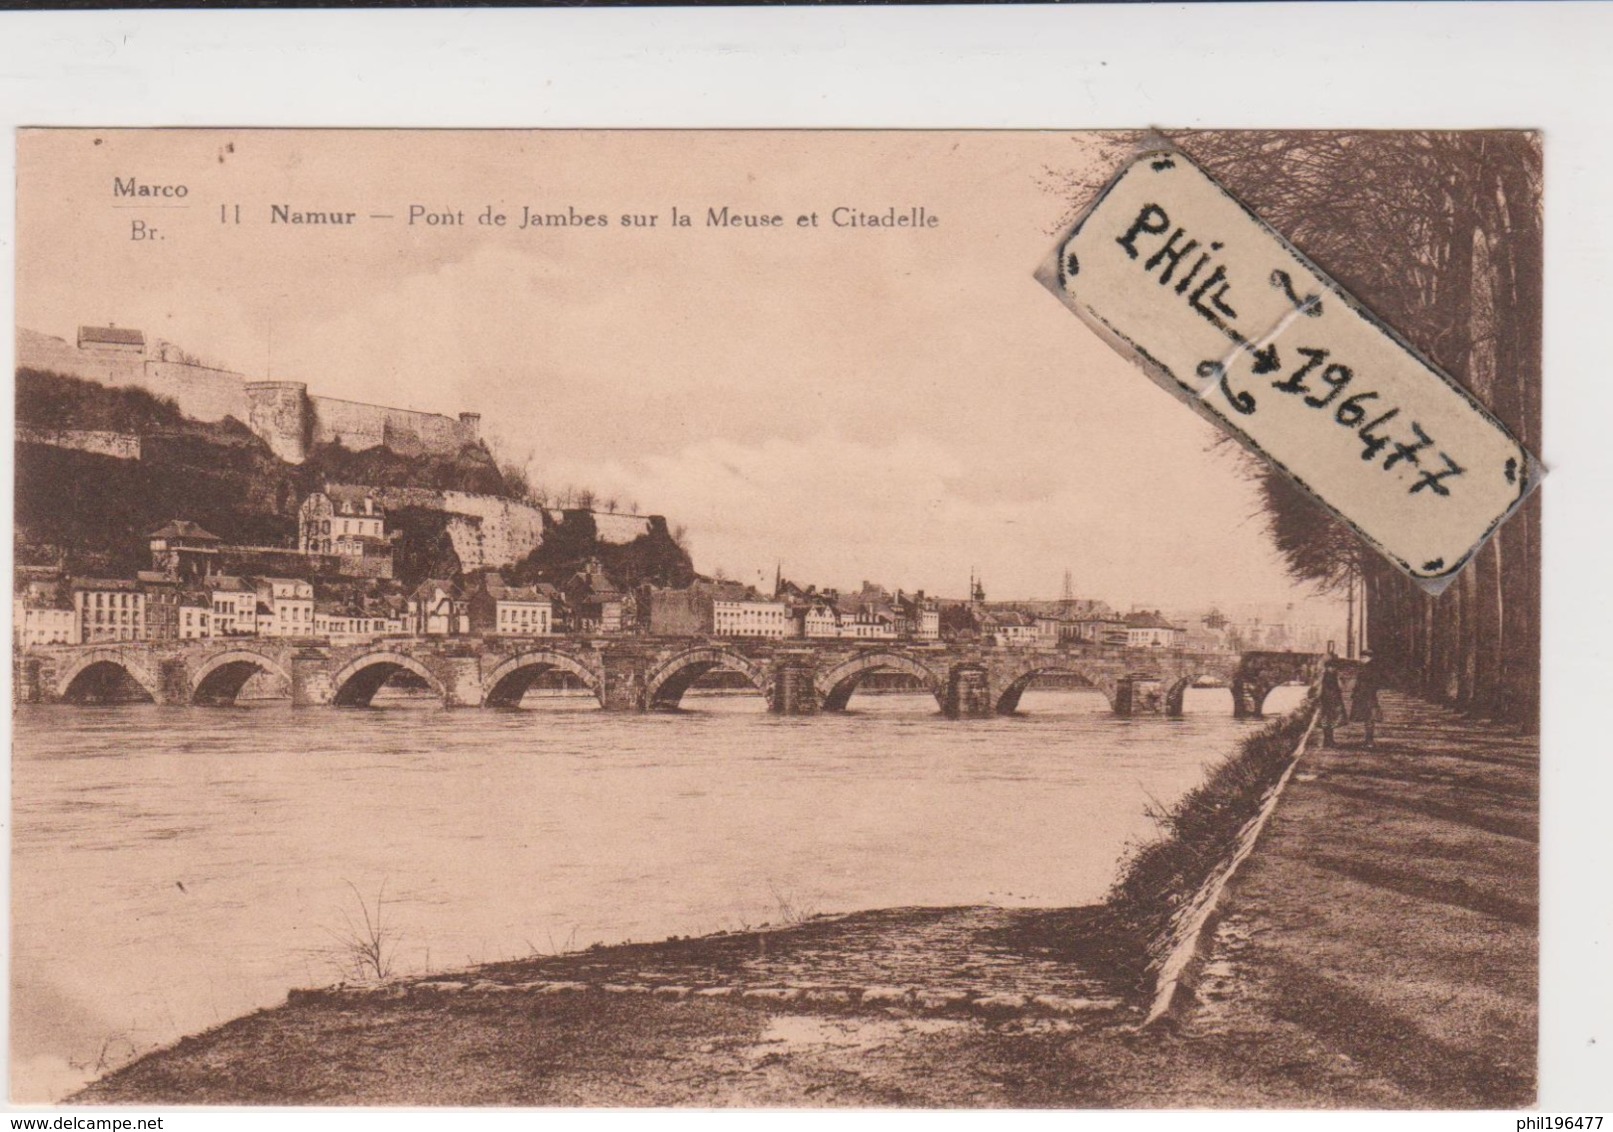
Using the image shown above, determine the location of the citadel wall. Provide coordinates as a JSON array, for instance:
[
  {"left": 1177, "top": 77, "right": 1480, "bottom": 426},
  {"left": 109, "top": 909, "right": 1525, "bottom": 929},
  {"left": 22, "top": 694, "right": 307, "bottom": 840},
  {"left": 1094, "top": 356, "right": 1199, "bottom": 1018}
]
[
  {"left": 310, "top": 396, "right": 478, "bottom": 458},
  {"left": 17, "top": 327, "right": 481, "bottom": 466},
  {"left": 18, "top": 329, "right": 253, "bottom": 424}
]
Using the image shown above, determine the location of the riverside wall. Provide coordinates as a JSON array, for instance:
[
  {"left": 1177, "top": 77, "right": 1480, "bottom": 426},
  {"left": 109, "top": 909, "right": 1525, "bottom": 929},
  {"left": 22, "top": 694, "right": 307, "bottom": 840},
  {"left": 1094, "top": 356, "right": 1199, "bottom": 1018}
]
[{"left": 1140, "top": 706, "right": 1318, "bottom": 1025}]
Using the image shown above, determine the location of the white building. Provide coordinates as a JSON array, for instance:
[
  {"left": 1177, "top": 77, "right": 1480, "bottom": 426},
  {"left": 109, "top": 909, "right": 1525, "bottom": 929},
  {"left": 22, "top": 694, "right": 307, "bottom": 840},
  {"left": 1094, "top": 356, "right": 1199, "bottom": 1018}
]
[
  {"left": 178, "top": 593, "right": 213, "bottom": 639},
  {"left": 712, "top": 598, "right": 791, "bottom": 638},
  {"left": 13, "top": 602, "right": 76, "bottom": 647},
  {"left": 801, "top": 603, "right": 841, "bottom": 639},
  {"left": 300, "top": 487, "right": 386, "bottom": 556},
  {"left": 409, "top": 580, "right": 468, "bottom": 637},
  {"left": 467, "top": 575, "right": 553, "bottom": 637},
  {"left": 915, "top": 607, "right": 941, "bottom": 640},
  {"left": 1070, "top": 617, "right": 1131, "bottom": 646},
  {"left": 841, "top": 609, "right": 899, "bottom": 639},
  {"left": 209, "top": 576, "right": 257, "bottom": 637},
  {"left": 314, "top": 605, "right": 405, "bottom": 642},
  {"left": 1126, "top": 611, "right": 1187, "bottom": 648},
  {"left": 494, "top": 589, "right": 552, "bottom": 637},
  {"left": 71, "top": 578, "right": 147, "bottom": 643},
  {"left": 256, "top": 577, "right": 315, "bottom": 638}
]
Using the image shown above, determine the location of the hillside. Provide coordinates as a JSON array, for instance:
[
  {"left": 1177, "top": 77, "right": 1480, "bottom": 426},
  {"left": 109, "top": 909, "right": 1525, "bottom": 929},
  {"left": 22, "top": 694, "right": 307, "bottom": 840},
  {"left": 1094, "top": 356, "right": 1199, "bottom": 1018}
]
[
  {"left": 506, "top": 509, "right": 698, "bottom": 591},
  {"left": 14, "top": 367, "right": 694, "bottom": 590}
]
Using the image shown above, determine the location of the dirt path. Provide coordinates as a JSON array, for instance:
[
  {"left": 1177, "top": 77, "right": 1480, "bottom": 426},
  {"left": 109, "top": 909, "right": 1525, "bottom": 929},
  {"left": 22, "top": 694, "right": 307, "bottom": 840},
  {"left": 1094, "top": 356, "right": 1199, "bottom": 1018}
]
[
  {"left": 74, "top": 692, "right": 1537, "bottom": 1108},
  {"left": 1182, "top": 692, "right": 1538, "bottom": 1107}
]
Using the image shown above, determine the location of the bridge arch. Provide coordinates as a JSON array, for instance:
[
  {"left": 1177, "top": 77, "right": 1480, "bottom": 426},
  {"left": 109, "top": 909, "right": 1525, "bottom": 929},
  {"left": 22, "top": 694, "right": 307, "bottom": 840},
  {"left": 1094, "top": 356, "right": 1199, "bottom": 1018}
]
[
  {"left": 1163, "top": 673, "right": 1233, "bottom": 717},
  {"left": 191, "top": 649, "right": 293, "bottom": 706},
  {"left": 1232, "top": 652, "right": 1324, "bottom": 718},
  {"left": 330, "top": 650, "right": 447, "bottom": 708},
  {"left": 1232, "top": 676, "right": 1316, "bottom": 719},
  {"left": 645, "top": 647, "right": 770, "bottom": 710},
  {"left": 56, "top": 649, "right": 161, "bottom": 704},
  {"left": 994, "top": 661, "right": 1119, "bottom": 715},
  {"left": 815, "top": 651, "right": 943, "bottom": 712},
  {"left": 483, "top": 650, "right": 604, "bottom": 708}
]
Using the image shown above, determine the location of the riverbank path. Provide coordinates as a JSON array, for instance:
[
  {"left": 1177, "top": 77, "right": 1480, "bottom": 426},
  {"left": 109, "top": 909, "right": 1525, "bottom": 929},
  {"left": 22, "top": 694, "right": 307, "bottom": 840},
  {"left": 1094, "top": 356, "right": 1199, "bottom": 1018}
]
[{"left": 1175, "top": 690, "right": 1538, "bottom": 1107}]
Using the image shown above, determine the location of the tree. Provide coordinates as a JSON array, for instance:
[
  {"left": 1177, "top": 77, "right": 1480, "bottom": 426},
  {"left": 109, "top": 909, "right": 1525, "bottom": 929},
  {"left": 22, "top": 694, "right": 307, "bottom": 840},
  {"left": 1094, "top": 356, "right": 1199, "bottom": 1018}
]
[
  {"left": 1045, "top": 132, "right": 1540, "bottom": 725},
  {"left": 1162, "top": 132, "right": 1540, "bottom": 726}
]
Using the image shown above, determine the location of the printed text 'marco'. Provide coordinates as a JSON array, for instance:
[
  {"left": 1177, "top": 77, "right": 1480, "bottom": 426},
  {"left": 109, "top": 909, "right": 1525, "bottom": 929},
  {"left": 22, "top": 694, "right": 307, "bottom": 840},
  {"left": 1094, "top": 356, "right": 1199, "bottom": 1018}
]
[{"left": 113, "top": 177, "right": 188, "bottom": 199}]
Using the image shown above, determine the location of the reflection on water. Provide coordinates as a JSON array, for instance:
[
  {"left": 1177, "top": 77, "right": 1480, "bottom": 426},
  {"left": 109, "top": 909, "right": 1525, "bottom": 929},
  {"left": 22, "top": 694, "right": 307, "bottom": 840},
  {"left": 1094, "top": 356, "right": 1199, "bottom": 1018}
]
[{"left": 10, "top": 684, "right": 1304, "bottom": 1100}]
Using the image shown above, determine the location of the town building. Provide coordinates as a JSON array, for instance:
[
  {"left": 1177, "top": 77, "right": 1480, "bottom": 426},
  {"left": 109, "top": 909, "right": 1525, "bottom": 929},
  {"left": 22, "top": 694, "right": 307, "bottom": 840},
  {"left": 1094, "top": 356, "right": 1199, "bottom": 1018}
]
[
  {"left": 894, "top": 591, "right": 941, "bottom": 640},
  {"left": 70, "top": 578, "right": 147, "bottom": 643},
  {"left": 13, "top": 597, "right": 76, "bottom": 646},
  {"left": 256, "top": 577, "right": 316, "bottom": 638},
  {"left": 467, "top": 573, "right": 554, "bottom": 637},
  {"left": 137, "top": 571, "right": 182, "bottom": 640},
  {"left": 643, "top": 580, "right": 785, "bottom": 638},
  {"left": 713, "top": 594, "right": 792, "bottom": 638},
  {"left": 1125, "top": 610, "right": 1187, "bottom": 648},
  {"left": 178, "top": 591, "right": 214, "bottom": 639},
  {"left": 800, "top": 601, "right": 842, "bottom": 639},
  {"left": 644, "top": 584, "right": 709, "bottom": 636},
  {"left": 313, "top": 599, "right": 402, "bottom": 642},
  {"left": 148, "top": 519, "right": 222, "bottom": 582},
  {"left": 563, "top": 560, "right": 625, "bottom": 634},
  {"left": 298, "top": 488, "right": 396, "bottom": 578},
  {"left": 1068, "top": 616, "right": 1131, "bottom": 646},
  {"left": 209, "top": 576, "right": 257, "bottom": 637},
  {"left": 832, "top": 583, "right": 901, "bottom": 640},
  {"left": 409, "top": 580, "right": 468, "bottom": 637},
  {"left": 980, "top": 609, "right": 1039, "bottom": 647}
]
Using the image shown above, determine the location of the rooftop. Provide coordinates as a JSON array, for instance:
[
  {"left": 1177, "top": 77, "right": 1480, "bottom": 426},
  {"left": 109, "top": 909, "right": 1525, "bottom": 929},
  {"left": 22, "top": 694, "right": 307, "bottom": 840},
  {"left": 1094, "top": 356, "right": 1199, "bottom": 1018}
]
[
  {"left": 78, "top": 325, "right": 145, "bottom": 348},
  {"left": 150, "top": 520, "right": 223, "bottom": 543}
]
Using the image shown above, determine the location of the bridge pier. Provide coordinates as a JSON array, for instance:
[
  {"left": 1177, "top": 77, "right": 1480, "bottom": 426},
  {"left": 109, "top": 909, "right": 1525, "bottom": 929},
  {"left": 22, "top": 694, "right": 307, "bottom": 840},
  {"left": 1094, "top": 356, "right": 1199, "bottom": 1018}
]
[
  {"left": 435, "top": 655, "right": 485, "bottom": 708},
  {"left": 1113, "top": 678, "right": 1134, "bottom": 718},
  {"left": 944, "top": 665, "right": 993, "bottom": 719},
  {"left": 770, "top": 655, "right": 821, "bottom": 715},
  {"left": 1131, "top": 677, "right": 1164, "bottom": 716},
  {"left": 291, "top": 652, "right": 335, "bottom": 707},
  {"left": 158, "top": 658, "right": 191, "bottom": 706},
  {"left": 14, "top": 656, "right": 46, "bottom": 705},
  {"left": 598, "top": 648, "right": 651, "bottom": 712}
]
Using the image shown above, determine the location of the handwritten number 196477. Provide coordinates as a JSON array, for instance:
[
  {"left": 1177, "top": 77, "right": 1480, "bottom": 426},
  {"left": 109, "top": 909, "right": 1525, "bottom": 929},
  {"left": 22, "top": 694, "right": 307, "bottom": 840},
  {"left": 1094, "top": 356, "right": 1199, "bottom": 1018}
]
[{"left": 1224, "top": 345, "right": 1466, "bottom": 498}]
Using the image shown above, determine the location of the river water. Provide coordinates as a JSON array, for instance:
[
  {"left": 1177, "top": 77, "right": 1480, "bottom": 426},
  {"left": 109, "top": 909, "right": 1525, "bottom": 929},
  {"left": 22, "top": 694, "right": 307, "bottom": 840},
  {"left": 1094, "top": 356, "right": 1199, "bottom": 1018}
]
[{"left": 10, "top": 684, "right": 1303, "bottom": 1101}]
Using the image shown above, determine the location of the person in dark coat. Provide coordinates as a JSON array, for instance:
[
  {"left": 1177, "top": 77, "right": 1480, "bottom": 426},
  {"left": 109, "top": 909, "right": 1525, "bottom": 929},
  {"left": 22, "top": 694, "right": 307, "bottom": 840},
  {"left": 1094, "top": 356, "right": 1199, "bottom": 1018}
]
[
  {"left": 1318, "top": 659, "right": 1347, "bottom": 748},
  {"left": 1349, "top": 657, "right": 1384, "bottom": 747}
]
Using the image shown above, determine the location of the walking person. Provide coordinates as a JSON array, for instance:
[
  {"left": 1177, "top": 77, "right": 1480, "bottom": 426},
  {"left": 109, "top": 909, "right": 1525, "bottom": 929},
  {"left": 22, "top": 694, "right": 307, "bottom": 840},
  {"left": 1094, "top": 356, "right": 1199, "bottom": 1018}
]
[
  {"left": 1318, "top": 658, "right": 1347, "bottom": 748},
  {"left": 1349, "top": 657, "right": 1384, "bottom": 748}
]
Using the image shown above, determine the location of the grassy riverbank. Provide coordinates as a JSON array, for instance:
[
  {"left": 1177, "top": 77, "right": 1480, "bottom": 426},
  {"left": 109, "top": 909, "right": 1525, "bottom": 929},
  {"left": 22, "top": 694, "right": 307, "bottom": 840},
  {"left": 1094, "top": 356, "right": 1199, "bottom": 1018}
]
[{"left": 72, "top": 693, "right": 1535, "bottom": 1107}]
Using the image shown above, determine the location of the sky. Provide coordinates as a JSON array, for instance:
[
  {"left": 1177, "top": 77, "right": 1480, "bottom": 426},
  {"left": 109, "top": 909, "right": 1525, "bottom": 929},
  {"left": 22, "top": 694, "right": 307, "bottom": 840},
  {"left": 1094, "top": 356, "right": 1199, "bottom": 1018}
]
[{"left": 16, "top": 129, "right": 1343, "bottom": 624}]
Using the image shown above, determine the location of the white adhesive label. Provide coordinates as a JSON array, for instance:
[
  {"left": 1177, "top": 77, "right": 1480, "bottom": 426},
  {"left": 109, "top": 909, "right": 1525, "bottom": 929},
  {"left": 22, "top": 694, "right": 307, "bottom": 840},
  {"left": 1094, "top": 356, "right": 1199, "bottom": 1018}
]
[{"left": 1039, "top": 149, "right": 1535, "bottom": 588}]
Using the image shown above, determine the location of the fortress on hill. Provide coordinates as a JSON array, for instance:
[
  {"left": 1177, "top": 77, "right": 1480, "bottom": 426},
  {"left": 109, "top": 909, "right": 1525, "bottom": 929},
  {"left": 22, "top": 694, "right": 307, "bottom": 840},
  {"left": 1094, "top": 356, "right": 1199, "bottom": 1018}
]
[{"left": 17, "top": 325, "right": 482, "bottom": 465}]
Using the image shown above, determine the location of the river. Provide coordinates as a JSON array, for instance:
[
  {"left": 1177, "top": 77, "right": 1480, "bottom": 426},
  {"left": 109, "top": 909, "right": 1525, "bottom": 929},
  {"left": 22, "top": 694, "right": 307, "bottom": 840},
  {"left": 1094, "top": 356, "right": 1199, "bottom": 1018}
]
[{"left": 9, "top": 683, "right": 1304, "bottom": 1101}]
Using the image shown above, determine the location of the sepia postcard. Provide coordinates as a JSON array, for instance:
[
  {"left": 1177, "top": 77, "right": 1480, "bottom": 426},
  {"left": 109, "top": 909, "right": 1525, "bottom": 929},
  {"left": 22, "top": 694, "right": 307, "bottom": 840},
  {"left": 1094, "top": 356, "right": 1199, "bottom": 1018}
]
[{"left": 9, "top": 128, "right": 1540, "bottom": 1109}]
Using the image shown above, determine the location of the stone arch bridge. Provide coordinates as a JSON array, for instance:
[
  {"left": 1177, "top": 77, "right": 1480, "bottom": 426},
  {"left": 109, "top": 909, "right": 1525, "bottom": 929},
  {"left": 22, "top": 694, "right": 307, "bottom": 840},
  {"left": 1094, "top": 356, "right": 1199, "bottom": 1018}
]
[{"left": 14, "top": 638, "right": 1320, "bottom": 719}]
